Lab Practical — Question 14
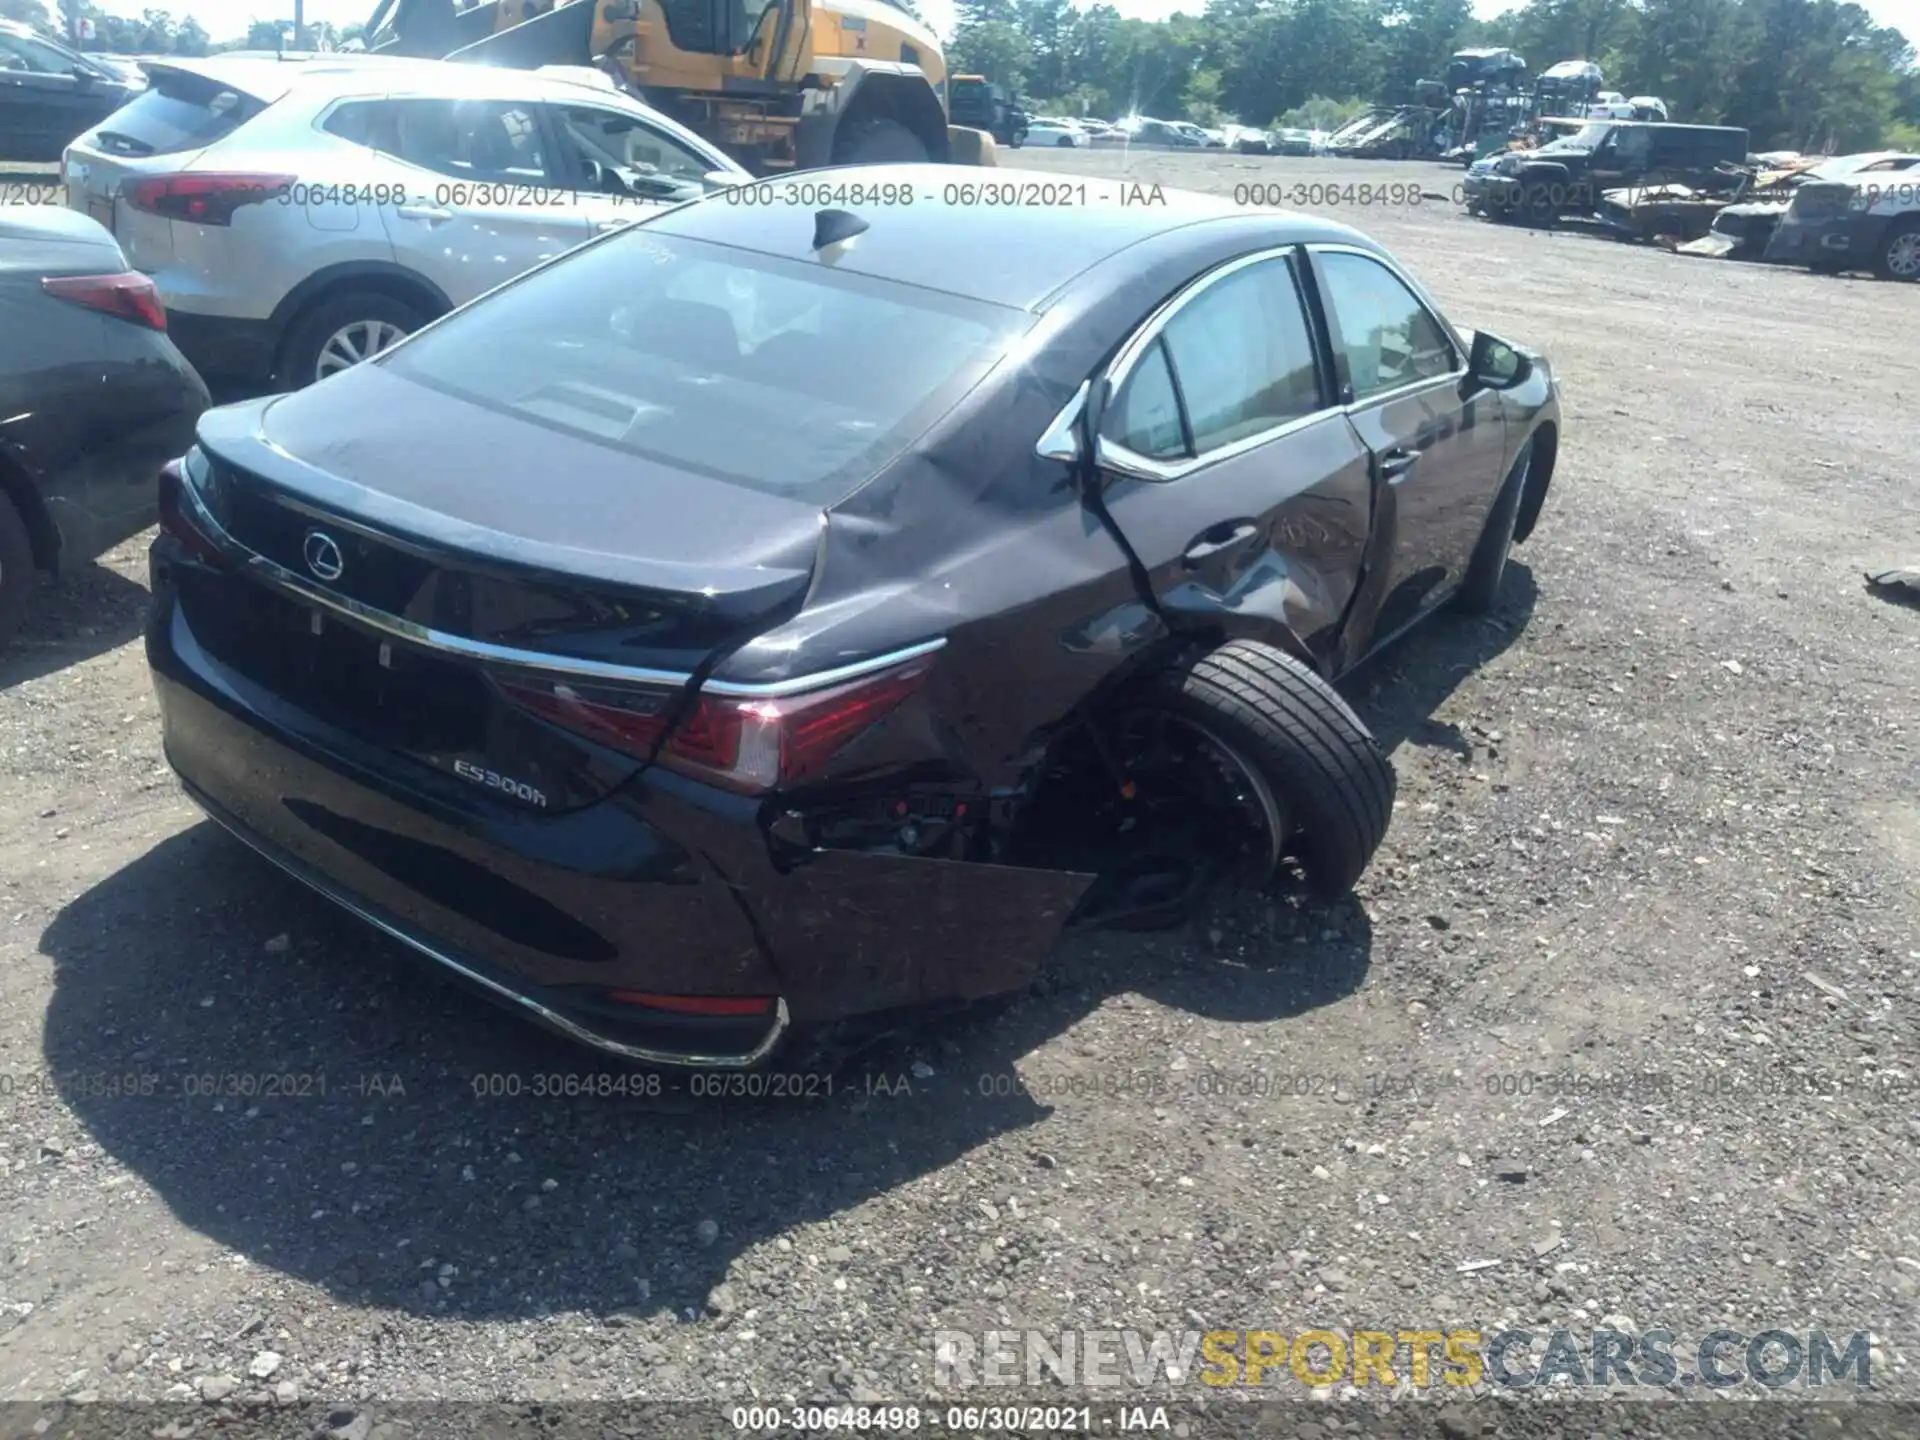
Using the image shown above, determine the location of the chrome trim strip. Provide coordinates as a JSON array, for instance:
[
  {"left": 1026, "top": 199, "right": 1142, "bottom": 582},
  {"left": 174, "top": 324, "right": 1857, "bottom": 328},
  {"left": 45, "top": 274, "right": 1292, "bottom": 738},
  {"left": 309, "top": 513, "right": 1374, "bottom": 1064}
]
[
  {"left": 188, "top": 786, "right": 790, "bottom": 1068},
  {"left": 179, "top": 469, "right": 946, "bottom": 697}
]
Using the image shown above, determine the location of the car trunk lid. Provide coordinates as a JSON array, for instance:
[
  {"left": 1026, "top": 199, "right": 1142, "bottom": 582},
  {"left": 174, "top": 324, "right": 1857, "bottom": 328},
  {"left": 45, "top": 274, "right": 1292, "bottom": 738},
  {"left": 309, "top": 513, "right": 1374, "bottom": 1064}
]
[{"left": 181, "top": 365, "right": 822, "bottom": 810}]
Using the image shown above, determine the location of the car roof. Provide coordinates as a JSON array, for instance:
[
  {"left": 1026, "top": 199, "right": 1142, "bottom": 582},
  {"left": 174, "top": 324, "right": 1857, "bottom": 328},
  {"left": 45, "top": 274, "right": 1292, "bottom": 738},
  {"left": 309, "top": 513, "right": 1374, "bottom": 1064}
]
[
  {"left": 647, "top": 164, "right": 1375, "bottom": 310},
  {"left": 145, "top": 54, "right": 634, "bottom": 108}
]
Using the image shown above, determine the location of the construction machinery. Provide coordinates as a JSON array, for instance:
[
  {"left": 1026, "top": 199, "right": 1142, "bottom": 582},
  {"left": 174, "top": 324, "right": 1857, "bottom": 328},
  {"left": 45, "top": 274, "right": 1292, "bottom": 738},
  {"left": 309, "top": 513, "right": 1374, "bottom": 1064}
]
[
  {"left": 947, "top": 74, "right": 1027, "bottom": 148},
  {"left": 359, "top": 0, "right": 995, "bottom": 173}
]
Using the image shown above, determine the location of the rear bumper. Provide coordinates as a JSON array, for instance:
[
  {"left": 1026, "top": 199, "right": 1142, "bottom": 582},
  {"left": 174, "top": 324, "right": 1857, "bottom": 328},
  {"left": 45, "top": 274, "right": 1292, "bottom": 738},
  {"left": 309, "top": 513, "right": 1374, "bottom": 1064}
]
[
  {"left": 148, "top": 555, "right": 1091, "bottom": 1061},
  {"left": 182, "top": 771, "right": 793, "bottom": 1067},
  {"left": 165, "top": 309, "right": 280, "bottom": 385}
]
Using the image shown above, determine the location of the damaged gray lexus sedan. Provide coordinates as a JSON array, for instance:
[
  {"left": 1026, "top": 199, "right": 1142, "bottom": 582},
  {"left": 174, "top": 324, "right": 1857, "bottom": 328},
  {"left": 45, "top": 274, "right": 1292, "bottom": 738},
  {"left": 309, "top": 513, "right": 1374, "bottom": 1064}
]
[{"left": 146, "top": 166, "right": 1562, "bottom": 1067}]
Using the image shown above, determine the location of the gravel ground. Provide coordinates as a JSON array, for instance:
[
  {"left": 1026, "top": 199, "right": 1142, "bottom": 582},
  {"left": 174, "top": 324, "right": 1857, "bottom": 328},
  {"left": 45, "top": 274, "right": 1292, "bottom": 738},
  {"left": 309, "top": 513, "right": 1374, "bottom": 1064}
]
[{"left": 2, "top": 152, "right": 1919, "bottom": 1423}]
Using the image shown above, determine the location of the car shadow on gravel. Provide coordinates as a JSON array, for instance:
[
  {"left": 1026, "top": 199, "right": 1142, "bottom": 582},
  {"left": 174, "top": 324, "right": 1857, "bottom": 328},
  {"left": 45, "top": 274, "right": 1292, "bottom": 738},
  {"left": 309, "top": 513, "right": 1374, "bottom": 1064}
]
[
  {"left": 39, "top": 805, "right": 1371, "bottom": 1326},
  {"left": 0, "top": 562, "right": 150, "bottom": 689},
  {"left": 1346, "top": 560, "right": 1539, "bottom": 756}
]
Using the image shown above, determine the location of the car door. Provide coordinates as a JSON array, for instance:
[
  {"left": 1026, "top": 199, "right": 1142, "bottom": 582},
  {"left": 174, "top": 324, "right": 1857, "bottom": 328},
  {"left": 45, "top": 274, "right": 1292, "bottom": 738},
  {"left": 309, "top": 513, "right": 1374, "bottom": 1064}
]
[
  {"left": 543, "top": 101, "right": 729, "bottom": 240},
  {"left": 1305, "top": 243, "right": 1509, "bottom": 650},
  {"left": 1091, "top": 247, "right": 1375, "bottom": 669},
  {"left": 361, "top": 96, "right": 590, "bottom": 307}
]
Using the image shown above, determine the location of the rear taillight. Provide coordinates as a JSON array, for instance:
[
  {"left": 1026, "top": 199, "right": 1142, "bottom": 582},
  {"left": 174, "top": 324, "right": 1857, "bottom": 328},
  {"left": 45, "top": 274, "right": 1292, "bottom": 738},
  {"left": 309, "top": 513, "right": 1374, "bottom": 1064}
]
[
  {"left": 498, "top": 656, "right": 934, "bottom": 794},
  {"left": 157, "top": 456, "right": 225, "bottom": 566},
  {"left": 124, "top": 172, "right": 294, "bottom": 226},
  {"left": 42, "top": 271, "right": 167, "bottom": 331}
]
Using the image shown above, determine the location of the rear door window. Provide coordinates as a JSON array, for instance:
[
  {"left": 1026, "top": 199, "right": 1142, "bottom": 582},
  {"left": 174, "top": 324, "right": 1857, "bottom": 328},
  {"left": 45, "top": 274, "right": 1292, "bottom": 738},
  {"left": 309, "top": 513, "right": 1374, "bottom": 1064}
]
[{"left": 84, "top": 69, "right": 263, "bottom": 156}]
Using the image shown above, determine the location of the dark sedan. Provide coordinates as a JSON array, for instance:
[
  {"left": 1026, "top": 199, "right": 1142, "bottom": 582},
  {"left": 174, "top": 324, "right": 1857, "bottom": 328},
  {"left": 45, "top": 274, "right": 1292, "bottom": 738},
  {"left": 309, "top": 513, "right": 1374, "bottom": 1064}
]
[
  {"left": 0, "top": 204, "right": 207, "bottom": 646},
  {"left": 0, "top": 21, "right": 144, "bottom": 164},
  {"left": 147, "top": 166, "right": 1561, "bottom": 1066}
]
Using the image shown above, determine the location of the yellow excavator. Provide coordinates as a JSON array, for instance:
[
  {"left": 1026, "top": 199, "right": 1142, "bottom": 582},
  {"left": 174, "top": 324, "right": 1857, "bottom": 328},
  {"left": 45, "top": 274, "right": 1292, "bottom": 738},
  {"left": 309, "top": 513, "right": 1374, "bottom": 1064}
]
[{"left": 359, "top": 0, "right": 997, "bottom": 173}]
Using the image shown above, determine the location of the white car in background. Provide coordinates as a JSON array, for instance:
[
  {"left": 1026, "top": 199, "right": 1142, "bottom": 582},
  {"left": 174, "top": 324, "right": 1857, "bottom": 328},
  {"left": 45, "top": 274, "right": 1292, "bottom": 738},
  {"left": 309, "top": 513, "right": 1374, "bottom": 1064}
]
[
  {"left": 1024, "top": 117, "right": 1090, "bottom": 148},
  {"left": 62, "top": 55, "right": 748, "bottom": 388}
]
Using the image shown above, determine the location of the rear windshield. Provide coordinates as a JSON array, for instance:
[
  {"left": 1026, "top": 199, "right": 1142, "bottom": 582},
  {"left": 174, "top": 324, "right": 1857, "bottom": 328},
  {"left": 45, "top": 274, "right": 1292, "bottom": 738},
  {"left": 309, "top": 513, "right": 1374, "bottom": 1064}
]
[
  {"left": 88, "top": 71, "right": 263, "bottom": 157},
  {"left": 380, "top": 229, "right": 1029, "bottom": 502}
]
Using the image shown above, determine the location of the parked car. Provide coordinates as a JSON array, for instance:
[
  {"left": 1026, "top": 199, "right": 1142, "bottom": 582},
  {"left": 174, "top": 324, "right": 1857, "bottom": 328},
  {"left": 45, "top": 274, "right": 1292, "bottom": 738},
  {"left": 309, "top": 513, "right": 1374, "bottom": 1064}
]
[
  {"left": 0, "top": 206, "right": 206, "bottom": 646},
  {"left": 1765, "top": 166, "right": 1920, "bottom": 280},
  {"left": 1271, "top": 128, "right": 1314, "bottom": 156},
  {"left": 1464, "top": 119, "right": 1749, "bottom": 225},
  {"left": 148, "top": 165, "right": 1561, "bottom": 1064},
  {"left": 1225, "top": 126, "right": 1271, "bottom": 155},
  {"left": 1024, "top": 118, "right": 1089, "bottom": 148},
  {"left": 1120, "top": 117, "right": 1204, "bottom": 149},
  {"left": 62, "top": 55, "right": 749, "bottom": 390},
  {"left": 0, "top": 19, "right": 145, "bottom": 164}
]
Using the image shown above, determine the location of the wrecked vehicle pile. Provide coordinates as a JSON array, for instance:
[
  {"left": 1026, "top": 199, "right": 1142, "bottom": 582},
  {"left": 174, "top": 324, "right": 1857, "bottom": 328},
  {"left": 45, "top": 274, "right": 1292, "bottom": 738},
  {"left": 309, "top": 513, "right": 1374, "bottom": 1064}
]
[
  {"left": 146, "top": 171, "right": 1561, "bottom": 1065},
  {"left": 1681, "top": 150, "right": 1920, "bottom": 270}
]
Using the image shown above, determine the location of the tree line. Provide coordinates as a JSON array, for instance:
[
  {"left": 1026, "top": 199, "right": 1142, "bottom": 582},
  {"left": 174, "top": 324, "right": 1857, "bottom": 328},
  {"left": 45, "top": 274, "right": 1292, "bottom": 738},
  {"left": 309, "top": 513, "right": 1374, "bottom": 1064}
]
[
  {"left": 5, "top": 0, "right": 1913, "bottom": 151},
  {"left": 0, "top": 0, "right": 364, "bottom": 56},
  {"left": 949, "top": 0, "right": 1920, "bottom": 152}
]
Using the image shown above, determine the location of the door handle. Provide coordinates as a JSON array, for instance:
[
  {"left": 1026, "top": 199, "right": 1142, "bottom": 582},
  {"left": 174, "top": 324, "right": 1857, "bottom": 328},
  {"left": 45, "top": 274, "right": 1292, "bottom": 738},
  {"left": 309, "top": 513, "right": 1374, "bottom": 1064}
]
[
  {"left": 593, "top": 218, "right": 630, "bottom": 233},
  {"left": 1182, "top": 519, "right": 1261, "bottom": 570},
  {"left": 395, "top": 204, "right": 455, "bottom": 223},
  {"left": 1379, "top": 447, "right": 1420, "bottom": 480}
]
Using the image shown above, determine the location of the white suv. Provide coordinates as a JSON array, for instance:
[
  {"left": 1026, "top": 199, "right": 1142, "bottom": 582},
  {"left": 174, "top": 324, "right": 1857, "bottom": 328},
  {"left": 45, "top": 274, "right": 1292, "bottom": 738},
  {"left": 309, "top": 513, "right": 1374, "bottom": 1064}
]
[{"left": 62, "top": 56, "right": 750, "bottom": 387}]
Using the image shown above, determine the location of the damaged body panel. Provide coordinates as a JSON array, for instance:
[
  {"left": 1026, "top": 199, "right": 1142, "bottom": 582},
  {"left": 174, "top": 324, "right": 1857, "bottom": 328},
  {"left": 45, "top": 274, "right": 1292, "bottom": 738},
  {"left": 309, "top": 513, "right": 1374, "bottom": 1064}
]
[{"left": 148, "top": 166, "right": 1561, "bottom": 1064}]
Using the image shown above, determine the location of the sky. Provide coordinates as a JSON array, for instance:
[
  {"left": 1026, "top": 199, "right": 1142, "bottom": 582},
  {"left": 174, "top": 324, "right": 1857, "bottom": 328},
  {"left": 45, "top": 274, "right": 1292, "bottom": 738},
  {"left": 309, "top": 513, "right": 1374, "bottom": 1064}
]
[{"left": 83, "top": 0, "right": 1920, "bottom": 57}]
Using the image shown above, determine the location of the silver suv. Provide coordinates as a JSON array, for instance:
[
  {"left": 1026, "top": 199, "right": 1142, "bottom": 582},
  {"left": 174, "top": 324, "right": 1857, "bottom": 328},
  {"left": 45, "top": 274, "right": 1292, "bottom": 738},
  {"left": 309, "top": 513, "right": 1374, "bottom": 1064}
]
[{"left": 62, "top": 56, "right": 749, "bottom": 387}]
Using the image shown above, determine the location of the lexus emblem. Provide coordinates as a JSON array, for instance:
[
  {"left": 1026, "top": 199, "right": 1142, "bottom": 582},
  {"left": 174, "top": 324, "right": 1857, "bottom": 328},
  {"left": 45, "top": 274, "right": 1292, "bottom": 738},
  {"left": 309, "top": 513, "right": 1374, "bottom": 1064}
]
[{"left": 303, "top": 530, "right": 345, "bottom": 582}]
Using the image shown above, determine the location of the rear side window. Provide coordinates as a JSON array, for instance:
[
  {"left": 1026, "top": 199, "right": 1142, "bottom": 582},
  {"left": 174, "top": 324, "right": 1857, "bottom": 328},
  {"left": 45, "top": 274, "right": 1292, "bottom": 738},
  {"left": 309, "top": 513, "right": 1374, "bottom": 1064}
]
[
  {"left": 87, "top": 71, "right": 262, "bottom": 157},
  {"left": 379, "top": 229, "right": 1029, "bottom": 502}
]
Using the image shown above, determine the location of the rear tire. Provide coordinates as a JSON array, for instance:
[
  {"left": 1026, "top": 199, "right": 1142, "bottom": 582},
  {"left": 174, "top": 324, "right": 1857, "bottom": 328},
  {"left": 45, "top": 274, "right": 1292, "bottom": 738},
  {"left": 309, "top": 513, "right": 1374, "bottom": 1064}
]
[
  {"left": 1147, "top": 641, "right": 1395, "bottom": 899},
  {"left": 0, "top": 493, "right": 35, "bottom": 650},
  {"left": 1873, "top": 216, "right": 1920, "bottom": 282},
  {"left": 279, "top": 290, "right": 428, "bottom": 389},
  {"left": 1456, "top": 438, "right": 1533, "bottom": 615},
  {"left": 832, "top": 117, "right": 931, "bottom": 164}
]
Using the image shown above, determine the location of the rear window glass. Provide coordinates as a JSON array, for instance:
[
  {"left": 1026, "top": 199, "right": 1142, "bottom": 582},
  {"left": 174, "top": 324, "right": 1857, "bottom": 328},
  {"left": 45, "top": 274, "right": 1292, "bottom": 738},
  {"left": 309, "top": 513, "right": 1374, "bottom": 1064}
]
[
  {"left": 89, "top": 72, "right": 261, "bottom": 156},
  {"left": 380, "top": 230, "right": 1029, "bottom": 501}
]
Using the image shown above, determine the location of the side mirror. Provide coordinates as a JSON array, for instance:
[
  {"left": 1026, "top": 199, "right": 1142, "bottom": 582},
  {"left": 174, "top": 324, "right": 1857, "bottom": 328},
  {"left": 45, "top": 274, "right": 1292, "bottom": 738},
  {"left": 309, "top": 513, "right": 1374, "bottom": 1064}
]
[
  {"left": 1466, "top": 330, "right": 1531, "bottom": 391},
  {"left": 72, "top": 65, "right": 96, "bottom": 88}
]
